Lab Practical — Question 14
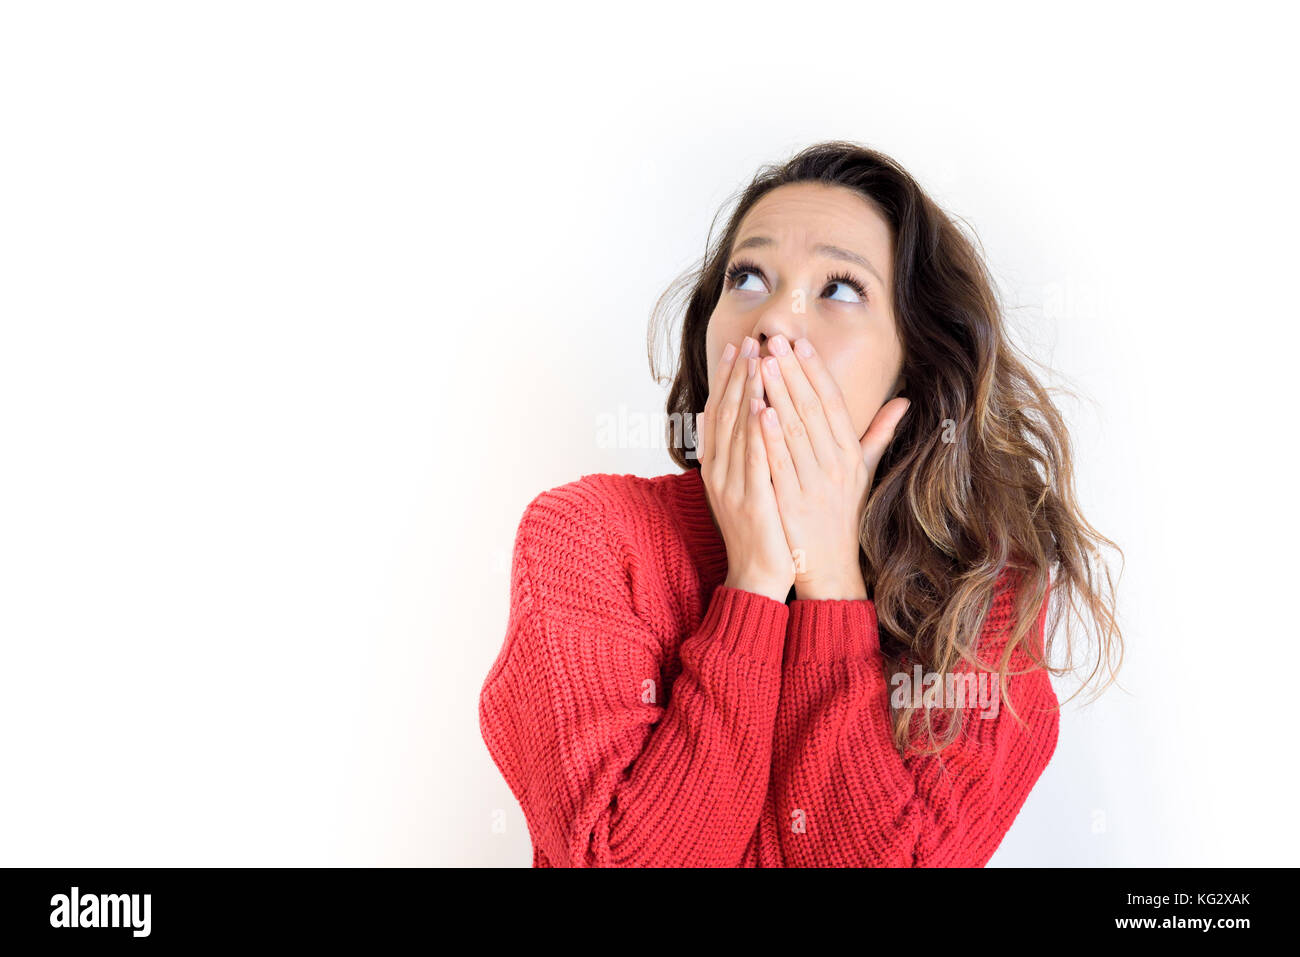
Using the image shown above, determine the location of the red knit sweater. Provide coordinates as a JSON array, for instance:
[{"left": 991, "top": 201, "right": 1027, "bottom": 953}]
[{"left": 478, "top": 467, "right": 1060, "bottom": 867}]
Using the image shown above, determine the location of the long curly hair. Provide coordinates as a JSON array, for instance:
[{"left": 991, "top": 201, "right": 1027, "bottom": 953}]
[{"left": 649, "top": 140, "right": 1123, "bottom": 757}]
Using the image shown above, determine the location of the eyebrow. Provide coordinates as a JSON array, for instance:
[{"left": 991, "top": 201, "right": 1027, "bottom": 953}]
[{"left": 732, "top": 235, "right": 885, "bottom": 286}]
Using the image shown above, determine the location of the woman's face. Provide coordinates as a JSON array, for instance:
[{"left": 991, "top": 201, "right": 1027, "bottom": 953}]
[{"left": 705, "top": 181, "right": 904, "bottom": 441}]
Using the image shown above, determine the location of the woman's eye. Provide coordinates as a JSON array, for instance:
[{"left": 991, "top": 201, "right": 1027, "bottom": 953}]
[
  {"left": 824, "top": 271, "right": 868, "bottom": 304},
  {"left": 825, "top": 280, "right": 863, "bottom": 303},
  {"left": 726, "top": 260, "right": 866, "bottom": 303}
]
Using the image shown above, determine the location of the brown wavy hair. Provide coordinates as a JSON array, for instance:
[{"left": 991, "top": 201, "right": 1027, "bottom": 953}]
[{"left": 649, "top": 140, "right": 1124, "bottom": 758}]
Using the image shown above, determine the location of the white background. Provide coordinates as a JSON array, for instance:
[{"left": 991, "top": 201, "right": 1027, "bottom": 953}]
[{"left": 1, "top": 1, "right": 1296, "bottom": 867}]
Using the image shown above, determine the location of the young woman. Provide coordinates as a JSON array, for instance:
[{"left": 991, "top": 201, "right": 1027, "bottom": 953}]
[{"left": 478, "top": 141, "right": 1123, "bottom": 868}]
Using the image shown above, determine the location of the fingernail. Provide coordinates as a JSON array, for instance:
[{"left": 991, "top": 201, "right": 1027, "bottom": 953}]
[
  {"left": 721, "top": 342, "right": 736, "bottom": 363},
  {"left": 763, "top": 356, "right": 781, "bottom": 377},
  {"left": 795, "top": 338, "right": 815, "bottom": 357},
  {"left": 750, "top": 397, "right": 762, "bottom": 415},
  {"left": 770, "top": 335, "right": 791, "bottom": 356},
  {"left": 741, "top": 336, "right": 756, "bottom": 357},
  {"left": 748, "top": 356, "right": 757, "bottom": 378}
]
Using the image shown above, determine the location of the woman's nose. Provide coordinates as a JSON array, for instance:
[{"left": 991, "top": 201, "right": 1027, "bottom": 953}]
[{"left": 756, "top": 329, "right": 799, "bottom": 358}]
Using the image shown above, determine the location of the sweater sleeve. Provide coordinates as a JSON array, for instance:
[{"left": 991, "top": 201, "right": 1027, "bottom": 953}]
[
  {"left": 770, "top": 571, "right": 1059, "bottom": 867},
  {"left": 478, "top": 485, "right": 790, "bottom": 867}
]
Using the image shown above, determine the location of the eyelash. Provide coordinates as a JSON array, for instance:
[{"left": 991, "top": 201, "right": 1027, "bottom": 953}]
[{"left": 724, "top": 258, "right": 869, "bottom": 302}]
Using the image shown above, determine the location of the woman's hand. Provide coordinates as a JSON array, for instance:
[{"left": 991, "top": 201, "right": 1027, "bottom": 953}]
[
  {"left": 697, "top": 336, "right": 796, "bottom": 603},
  {"left": 756, "top": 334, "right": 910, "bottom": 601}
]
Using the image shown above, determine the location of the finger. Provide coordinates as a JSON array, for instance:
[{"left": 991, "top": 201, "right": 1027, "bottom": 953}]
[
  {"left": 698, "top": 341, "right": 738, "bottom": 464},
  {"left": 724, "top": 339, "right": 758, "bottom": 454},
  {"left": 765, "top": 335, "right": 841, "bottom": 470},
  {"left": 727, "top": 353, "right": 762, "bottom": 494},
  {"left": 758, "top": 352, "right": 818, "bottom": 487},
  {"left": 860, "top": 396, "right": 912, "bottom": 473},
  {"left": 790, "top": 336, "right": 860, "bottom": 452},
  {"left": 711, "top": 337, "right": 754, "bottom": 482},
  {"left": 745, "top": 395, "right": 776, "bottom": 503},
  {"left": 758, "top": 403, "right": 798, "bottom": 508}
]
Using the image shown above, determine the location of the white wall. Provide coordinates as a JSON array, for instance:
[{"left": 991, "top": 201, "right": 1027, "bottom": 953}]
[{"left": 1, "top": 1, "right": 1295, "bottom": 866}]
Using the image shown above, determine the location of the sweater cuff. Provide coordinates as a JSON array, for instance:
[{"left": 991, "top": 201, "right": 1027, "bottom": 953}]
[
  {"left": 784, "top": 598, "right": 880, "bottom": 666},
  {"left": 694, "top": 585, "right": 789, "bottom": 664}
]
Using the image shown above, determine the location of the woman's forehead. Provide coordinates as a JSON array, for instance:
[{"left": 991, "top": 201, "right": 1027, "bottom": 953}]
[{"left": 736, "top": 184, "right": 892, "bottom": 269}]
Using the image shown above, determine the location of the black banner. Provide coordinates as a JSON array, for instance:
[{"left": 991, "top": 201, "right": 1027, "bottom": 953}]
[{"left": 0, "top": 866, "right": 1279, "bottom": 944}]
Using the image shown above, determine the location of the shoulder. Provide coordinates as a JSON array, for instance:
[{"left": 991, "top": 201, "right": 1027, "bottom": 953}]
[
  {"left": 518, "top": 470, "right": 692, "bottom": 537},
  {"left": 502, "top": 472, "right": 697, "bottom": 662},
  {"left": 971, "top": 563, "right": 1054, "bottom": 669},
  {"left": 512, "top": 470, "right": 691, "bottom": 579}
]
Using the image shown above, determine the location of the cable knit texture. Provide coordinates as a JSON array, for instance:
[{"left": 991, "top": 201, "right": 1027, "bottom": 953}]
[{"left": 478, "top": 468, "right": 1060, "bottom": 867}]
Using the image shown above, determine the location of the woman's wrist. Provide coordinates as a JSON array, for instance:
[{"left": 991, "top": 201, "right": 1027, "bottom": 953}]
[
  {"left": 793, "top": 575, "right": 869, "bottom": 601},
  {"left": 722, "top": 574, "right": 790, "bottom": 603}
]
